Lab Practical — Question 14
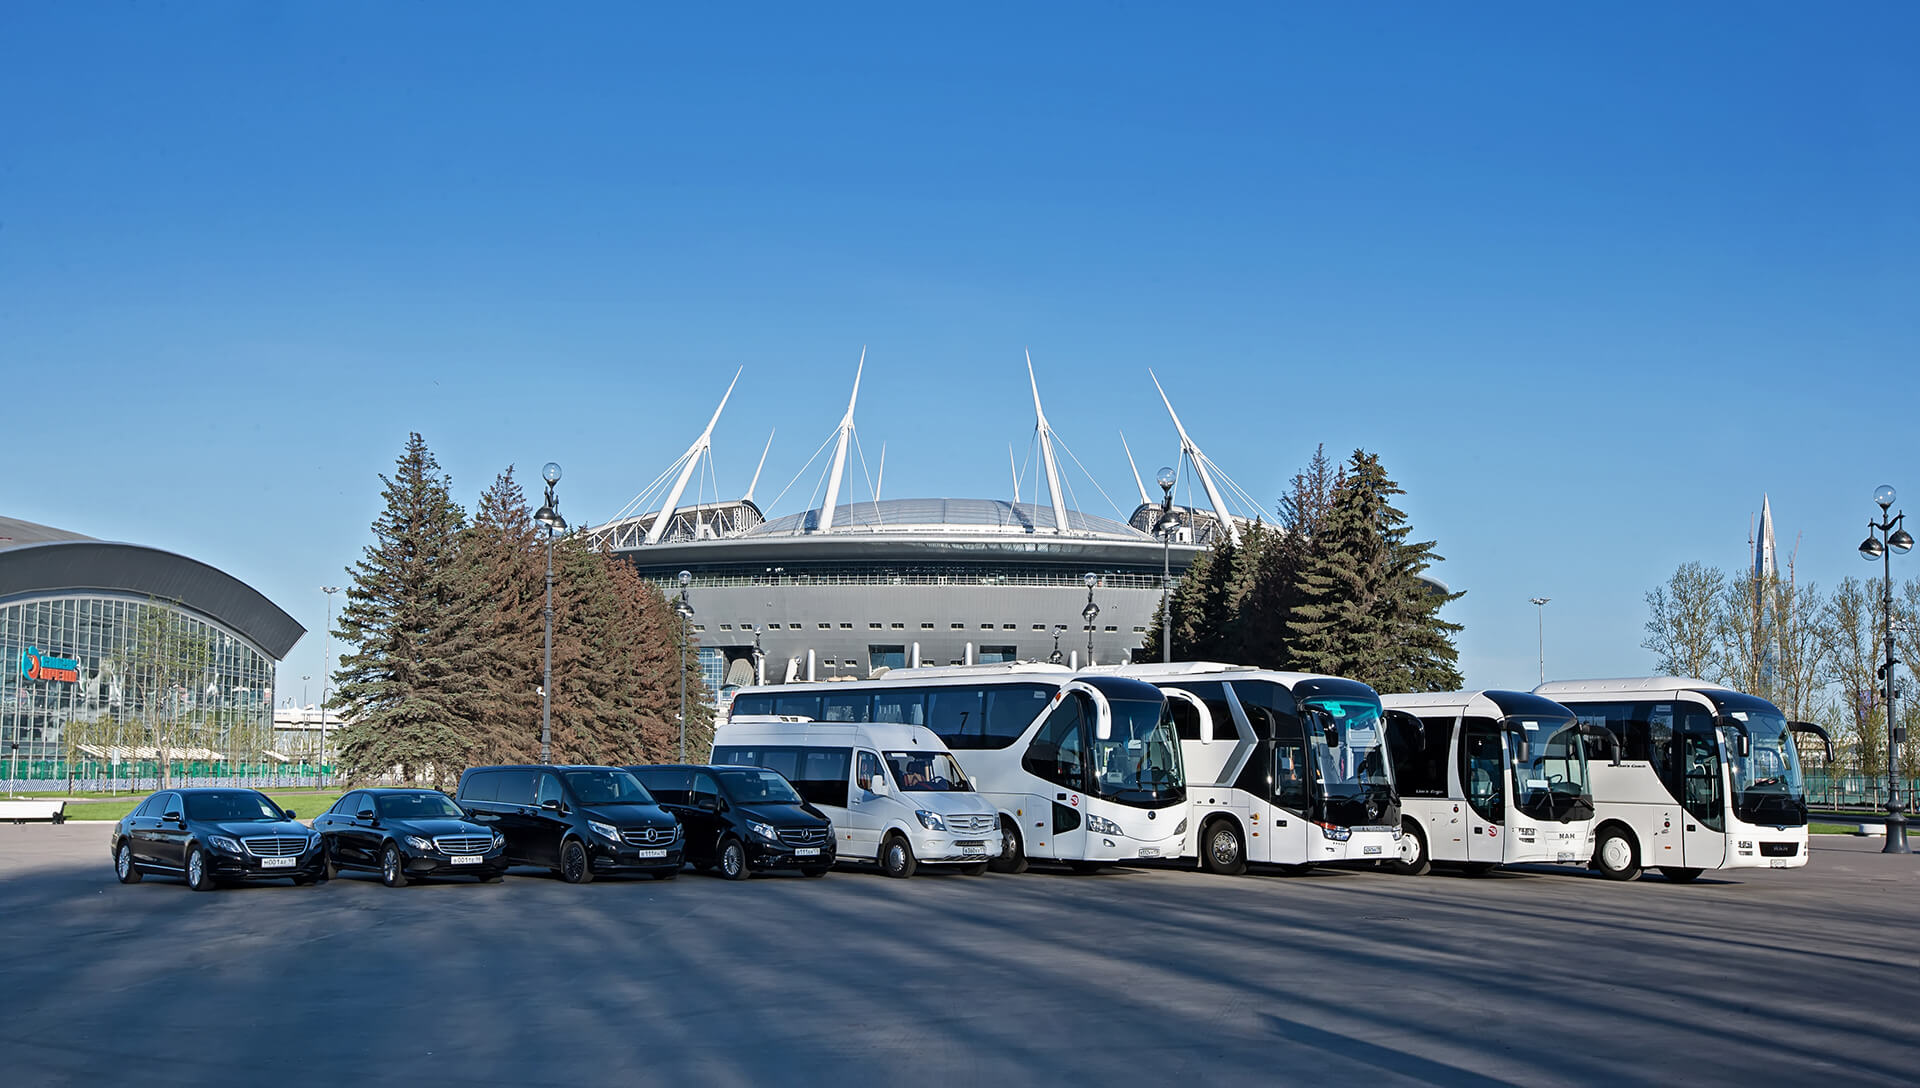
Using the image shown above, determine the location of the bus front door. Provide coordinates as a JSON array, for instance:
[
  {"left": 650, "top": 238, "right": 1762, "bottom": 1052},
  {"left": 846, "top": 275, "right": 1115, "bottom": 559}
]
[
  {"left": 1678, "top": 718, "right": 1728, "bottom": 870},
  {"left": 1461, "top": 717, "right": 1507, "bottom": 864}
]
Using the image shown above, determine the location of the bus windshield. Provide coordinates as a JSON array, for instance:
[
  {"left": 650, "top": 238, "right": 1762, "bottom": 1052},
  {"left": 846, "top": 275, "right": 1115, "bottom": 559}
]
[
  {"left": 1305, "top": 697, "right": 1394, "bottom": 825},
  {"left": 1506, "top": 716, "right": 1594, "bottom": 823},
  {"left": 1089, "top": 698, "right": 1184, "bottom": 805},
  {"left": 1724, "top": 710, "right": 1807, "bottom": 825}
]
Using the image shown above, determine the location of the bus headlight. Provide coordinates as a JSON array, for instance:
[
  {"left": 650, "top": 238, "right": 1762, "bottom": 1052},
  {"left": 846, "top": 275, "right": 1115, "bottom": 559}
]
[
  {"left": 915, "top": 810, "right": 948, "bottom": 831},
  {"left": 1174, "top": 818, "right": 1187, "bottom": 836},
  {"left": 1315, "top": 821, "right": 1352, "bottom": 842},
  {"left": 1086, "top": 814, "right": 1123, "bottom": 837}
]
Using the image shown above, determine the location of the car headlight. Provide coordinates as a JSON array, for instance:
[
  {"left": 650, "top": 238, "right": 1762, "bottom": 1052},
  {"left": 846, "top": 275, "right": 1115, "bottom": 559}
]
[
  {"left": 1173, "top": 818, "right": 1187, "bottom": 836},
  {"left": 588, "top": 820, "right": 620, "bottom": 842},
  {"left": 915, "top": 810, "right": 947, "bottom": 831},
  {"left": 1316, "top": 821, "right": 1353, "bottom": 842},
  {"left": 491, "top": 830, "right": 506, "bottom": 847},
  {"left": 208, "top": 835, "right": 243, "bottom": 855},
  {"left": 748, "top": 820, "right": 781, "bottom": 844},
  {"left": 405, "top": 835, "right": 434, "bottom": 852},
  {"left": 1086, "top": 814, "right": 1123, "bottom": 837}
]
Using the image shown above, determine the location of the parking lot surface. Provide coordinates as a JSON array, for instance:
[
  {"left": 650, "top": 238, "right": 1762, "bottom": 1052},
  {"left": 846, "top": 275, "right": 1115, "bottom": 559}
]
[{"left": 2, "top": 824, "right": 1915, "bottom": 1087}]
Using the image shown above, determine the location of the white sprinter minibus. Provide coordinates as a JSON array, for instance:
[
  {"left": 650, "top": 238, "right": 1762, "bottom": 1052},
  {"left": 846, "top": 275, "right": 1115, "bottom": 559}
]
[
  {"left": 723, "top": 664, "right": 1186, "bottom": 873},
  {"left": 711, "top": 718, "right": 1003, "bottom": 877}
]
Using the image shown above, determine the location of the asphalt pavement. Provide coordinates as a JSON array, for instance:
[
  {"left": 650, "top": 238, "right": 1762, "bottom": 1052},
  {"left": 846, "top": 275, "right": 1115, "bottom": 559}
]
[{"left": 1, "top": 824, "right": 1916, "bottom": 1087}]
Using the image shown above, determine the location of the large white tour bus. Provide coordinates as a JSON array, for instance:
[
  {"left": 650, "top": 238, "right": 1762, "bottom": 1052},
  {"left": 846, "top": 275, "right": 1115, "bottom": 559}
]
[
  {"left": 1534, "top": 677, "right": 1833, "bottom": 882},
  {"left": 1378, "top": 690, "right": 1613, "bottom": 876},
  {"left": 723, "top": 664, "right": 1187, "bottom": 872},
  {"left": 1091, "top": 664, "right": 1402, "bottom": 875}
]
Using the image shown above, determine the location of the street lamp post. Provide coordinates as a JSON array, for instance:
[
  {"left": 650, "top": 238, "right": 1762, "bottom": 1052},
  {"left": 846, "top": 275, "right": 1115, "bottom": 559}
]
[
  {"left": 534, "top": 463, "right": 567, "bottom": 763},
  {"left": 1156, "top": 466, "right": 1177, "bottom": 663},
  {"left": 1530, "top": 598, "right": 1551, "bottom": 686},
  {"left": 1859, "top": 484, "right": 1913, "bottom": 854},
  {"left": 320, "top": 585, "right": 339, "bottom": 783},
  {"left": 1082, "top": 573, "right": 1100, "bottom": 667},
  {"left": 1050, "top": 625, "right": 1067, "bottom": 665},
  {"left": 676, "top": 571, "right": 695, "bottom": 762}
]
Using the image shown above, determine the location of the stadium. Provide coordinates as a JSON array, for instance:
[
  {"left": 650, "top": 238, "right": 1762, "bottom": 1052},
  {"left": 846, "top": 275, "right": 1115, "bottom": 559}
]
[{"left": 590, "top": 357, "right": 1273, "bottom": 699}]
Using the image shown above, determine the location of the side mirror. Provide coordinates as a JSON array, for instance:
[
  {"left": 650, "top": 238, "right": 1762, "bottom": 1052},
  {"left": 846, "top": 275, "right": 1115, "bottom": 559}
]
[
  {"left": 540, "top": 798, "right": 563, "bottom": 812},
  {"left": 163, "top": 811, "right": 181, "bottom": 823},
  {"left": 699, "top": 796, "right": 719, "bottom": 811},
  {"left": 1324, "top": 725, "right": 1341, "bottom": 749},
  {"left": 1715, "top": 716, "right": 1752, "bottom": 759},
  {"left": 357, "top": 809, "right": 376, "bottom": 821},
  {"left": 869, "top": 775, "right": 889, "bottom": 796},
  {"left": 1790, "top": 721, "right": 1835, "bottom": 762}
]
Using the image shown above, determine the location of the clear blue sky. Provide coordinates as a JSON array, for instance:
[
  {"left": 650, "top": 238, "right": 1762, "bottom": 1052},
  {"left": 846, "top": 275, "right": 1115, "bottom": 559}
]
[{"left": 4, "top": 4, "right": 1916, "bottom": 701}]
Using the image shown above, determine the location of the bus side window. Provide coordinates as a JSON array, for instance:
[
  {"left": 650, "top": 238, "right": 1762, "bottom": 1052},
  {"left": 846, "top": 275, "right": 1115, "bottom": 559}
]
[
  {"left": 928, "top": 689, "right": 985, "bottom": 749},
  {"left": 1022, "top": 694, "right": 1088, "bottom": 790}
]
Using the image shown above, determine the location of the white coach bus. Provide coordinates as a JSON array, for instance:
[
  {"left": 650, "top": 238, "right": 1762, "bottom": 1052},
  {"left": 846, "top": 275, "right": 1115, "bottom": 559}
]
[
  {"left": 1534, "top": 678, "right": 1833, "bottom": 882},
  {"left": 723, "top": 664, "right": 1187, "bottom": 872},
  {"left": 1091, "top": 664, "right": 1402, "bottom": 875},
  {"left": 1378, "top": 690, "right": 1614, "bottom": 876}
]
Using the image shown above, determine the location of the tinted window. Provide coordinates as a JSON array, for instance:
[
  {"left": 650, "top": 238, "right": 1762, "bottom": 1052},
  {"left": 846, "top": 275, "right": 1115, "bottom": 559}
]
[
  {"left": 691, "top": 772, "right": 720, "bottom": 809},
  {"left": 822, "top": 692, "right": 872, "bottom": 723},
  {"left": 184, "top": 791, "right": 282, "bottom": 822},
  {"left": 1167, "top": 696, "right": 1204, "bottom": 741},
  {"left": 1461, "top": 717, "right": 1504, "bottom": 823},
  {"left": 460, "top": 771, "right": 498, "bottom": 803},
  {"left": 774, "top": 693, "right": 822, "bottom": 719},
  {"left": 494, "top": 769, "right": 535, "bottom": 806},
  {"left": 717, "top": 769, "right": 803, "bottom": 804},
  {"left": 377, "top": 792, "right": 465, "bottom": 819},
  {"left": 1567, "top": 701, "right": 1681, "bottom": 802},
  {"left": 1386, "top": 716, "right": 1454, "bottom": 798},
  {"left": 1022, "top": 693, "right": 1088, "bottom": 790},
  {"left": 632, "top": 767, "right": 692, "bottom": 805},
  {"left": 536, "top": 773, "right": 564, "bottom": 808},
  {"left": 872, "top": 688, "right": 927, "bottom": 726},
  {"left": 326, "top": 793, "right": 354, "bottom": 815},
  {"left": 560, "top": 770, "right": 654, "bottom": 805},
  {"left": 927, "top": 688, "right": 985, "bottom": 748},
  {"left": 716, "top": 745, "right": 852, "bottom": 807},
  {"left": 134, "top": 794, "right": 162, "bottom": 818},
  {"left": 159, "top": 793, "right": 182, "bottom": 817},
  {"left": 985, "top": 684, "right": 1053, "bottom": 749},
  {"left": 856, "top": 750, "right": 884, "bottom": 790},
  {"left": 731, "top": 692, "right": 775, "bottom": 717},
  {"left": 1181, "top": 681, "right": 1239, "bottom": 742}
]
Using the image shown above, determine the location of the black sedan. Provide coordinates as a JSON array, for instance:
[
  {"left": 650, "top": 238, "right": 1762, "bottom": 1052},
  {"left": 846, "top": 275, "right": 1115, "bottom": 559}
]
[
  {"left": 313, "top": 788, "right": 507, "bottom": 887},
  {"left": 111, "top": 788, "right": 326, "bottom": 890}
]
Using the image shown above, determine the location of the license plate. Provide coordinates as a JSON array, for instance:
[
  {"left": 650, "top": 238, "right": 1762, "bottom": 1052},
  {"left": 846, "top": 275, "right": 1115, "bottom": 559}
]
[
  {"left": 1137, "top": 847, "right": 1161, "bottom": 858},
  {"left": 794, "top": 847, "right": 821, "bottom": 857},
  {"left": 635, "top": 848, "right": 668, "bottom": 859},
  {"left": 260, "top": 856, "right": 296, "bottom": 869},
  {"left": 450, "top": 855, "right": 482, "bottom": 865},
  {"left": 1556, "top": 852, "right": 1576, "bottom": 862},
  {"left": 1362, "top": 846, "right": 1383, "bottom": 855},
  {"left": 1769, "top": 859, "right": 1791, "bottom": 868}
]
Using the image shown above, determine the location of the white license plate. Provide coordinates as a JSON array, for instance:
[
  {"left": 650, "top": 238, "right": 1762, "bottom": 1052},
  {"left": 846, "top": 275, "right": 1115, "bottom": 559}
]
[
  {"left": 1556, "top": 852, "right": 1576, "bottom": 862},
  {"left": 1769, "top": 859, "right": 1791, "bottom": 868},
  {"left": 794, "top": 847, "right": 821, "bottom": 857},
  {"left": 635, "top": 848, "right": 668, "bottom": 859},
  {"left": 1138, "top": 847, "right": 1161, "bottom": 858},
  {"left": 450, "top": 855, "right": 482, "bottom": 866},
  {"left": 260, "top": 856, "right": 296, "bottom": 869},
  {"left": 1362, "top": 845, "right": 1383, "bottom": 855}
]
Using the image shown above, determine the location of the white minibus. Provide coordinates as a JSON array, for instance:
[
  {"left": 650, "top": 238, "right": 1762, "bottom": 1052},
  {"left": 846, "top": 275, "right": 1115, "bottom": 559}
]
[{"left": 711, "top": 718, "right": 1003, "bottom": 877}]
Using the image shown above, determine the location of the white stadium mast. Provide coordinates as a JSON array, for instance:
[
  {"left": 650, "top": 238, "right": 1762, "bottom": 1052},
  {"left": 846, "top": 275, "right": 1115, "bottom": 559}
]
[
  {"left": 1027, "top": 350, "right": 1073, "bottom": 534},
  {"left": 1150, "top": 368, "right": 1241, "bottom": 546},
  {"left": 1119, "top": 431, "right": 1152, "bottom": 507},
  {"left": 645, "top": 368, "right": 741, "bottom": 545},
  {"left": 815, "top": 348, "right": 864, "bottom": 533}
]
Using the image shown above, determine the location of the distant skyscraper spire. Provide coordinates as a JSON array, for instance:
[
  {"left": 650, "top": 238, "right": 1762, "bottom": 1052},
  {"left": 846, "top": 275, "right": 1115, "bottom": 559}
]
[
  {"left": 1754, "top": 494, "right": 1778, "bottom": 688},
  {"left": 1755, "top": 495, "right": 1777, "bottom": 581}
]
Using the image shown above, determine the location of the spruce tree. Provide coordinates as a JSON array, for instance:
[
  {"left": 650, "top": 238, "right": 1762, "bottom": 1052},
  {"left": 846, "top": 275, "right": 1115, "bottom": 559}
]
[
  {"left": 548, "top": 533, "right": 624, "bottom": 763},
  {"left": 330, "top": 434, "right": 476, "bottom": 784},
  {"left": 604, "top": 555, "right": 686, "bottom": 761},
  {"left": 446, "top": 468, "right": 545, "bottom": 767}
]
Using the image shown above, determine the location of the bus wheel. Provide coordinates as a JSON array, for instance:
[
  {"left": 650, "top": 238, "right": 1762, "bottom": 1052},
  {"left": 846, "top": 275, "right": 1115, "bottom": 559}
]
[
  {"left": 1390, "top": 822, "right": 1431, "bottom": 876},
  {"left": 988, "top": 819, "right": 1028, "bottom": 875},
  {"left": 1594, "top": 827, "right": 1640, "bottom": 881},
  {"left": 1203, "top": 818, "right": 1247, "bottom": 876},
  {"left": 1659, "top": 867, "right": 1703, "bottom": 883}
]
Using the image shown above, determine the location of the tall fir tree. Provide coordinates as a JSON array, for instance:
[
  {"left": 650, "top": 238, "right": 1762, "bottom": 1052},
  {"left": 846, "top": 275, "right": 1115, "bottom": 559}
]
[
  {"left": 330, "top": 434, "right": 476, "bottom": 784},
  {"left": 446, "top": 468, "right": 545, "bottom": 767},
  {"left": 1288, "top": 450, "right": 1463, "bottom": 691},
  {"left": 547, "top": 533, "right": 625, "bottom": 763},
  {"left": 604, "top": 555, "right": 688, "bottom": 761}
]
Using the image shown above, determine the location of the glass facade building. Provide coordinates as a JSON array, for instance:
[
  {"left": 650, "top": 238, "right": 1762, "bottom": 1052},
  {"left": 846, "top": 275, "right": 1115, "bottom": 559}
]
[{"left": 0, "top": 517, "right": 304, "bottom": 786}]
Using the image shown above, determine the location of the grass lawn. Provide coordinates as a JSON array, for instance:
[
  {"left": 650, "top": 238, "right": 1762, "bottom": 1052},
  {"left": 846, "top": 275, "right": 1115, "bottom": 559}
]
[
  {"left": 1810, "top": 822, "right": 1868, "bottom": 835},
  {"left": 61, "top": 790, "right": 348, "bottom": 822}
]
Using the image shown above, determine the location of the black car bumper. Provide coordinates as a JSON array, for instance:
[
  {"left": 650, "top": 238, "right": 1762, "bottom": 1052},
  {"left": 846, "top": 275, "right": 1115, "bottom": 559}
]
[
  {"left": 748, "top": 841, "right": 836, "bottom": 869},
  {"left": 401, "top": 847, "right": 509, "bottom": 878},
  {"left": 587, "top": 839, "right": 684, "bottom": 874},
  {"left": 207, "top": 850, "right": 328, "bottom": 882}
]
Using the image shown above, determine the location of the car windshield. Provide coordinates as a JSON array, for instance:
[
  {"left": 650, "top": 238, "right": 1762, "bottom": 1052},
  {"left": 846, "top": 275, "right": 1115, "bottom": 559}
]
[
  {"left": 1725, "top": 710, "right": 1807, "bottom": 823},
  {"left": 1088, "top": 697, "right": 1184, "bottom": 805},
  {"left": 883, "top": 750, "right": 973, "bottom": 792},
  {"left": 184, "top": 791, "right": 283, "bottom": 822},
  {"left": 717, "top": 769, "right": 804, "bottom": 804},
  {"left": 1305, "top": 697, "right": 1393, "bottom": 794},
  {"left": 562, "top": 769, "right": 656, "bottom": 805},
  {"left": 1506, "top": 715, "right": 1594, "bottom": 823},
  {"left": 376, "top": 792, "right": 466, "bottom": 819}
]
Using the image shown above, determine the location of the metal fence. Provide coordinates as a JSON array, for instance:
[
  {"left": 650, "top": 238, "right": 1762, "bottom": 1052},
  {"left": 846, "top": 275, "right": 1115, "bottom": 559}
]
[{"left": 1803, "top": 772, "right": 1920, "bottom": 811}]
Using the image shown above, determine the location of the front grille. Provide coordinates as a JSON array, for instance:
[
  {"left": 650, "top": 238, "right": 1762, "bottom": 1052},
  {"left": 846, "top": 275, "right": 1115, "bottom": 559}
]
[
  {"left": 242, "top": 836, "right": 306, "bottom": 857},
  {"left": 621, "top": 827, "right": 675, "bottom": 847},
  {"left": 777, "top": 827, "right": 829, "bottom": 846},
  {"left": 1760, "top": 841, "right": 1799, "bottom": 858},
  {"left": 943, "top": 814, "right": 998, "bottom": 835},
  {"left": 434, "top": 835, "right": 493, "bottom": 854}
]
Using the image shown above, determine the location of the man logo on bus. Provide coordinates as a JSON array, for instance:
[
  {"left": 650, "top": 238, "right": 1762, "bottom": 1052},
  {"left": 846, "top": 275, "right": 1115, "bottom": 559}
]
[{"left": 21, "top": 647, "right": 81, "bottom": 684}]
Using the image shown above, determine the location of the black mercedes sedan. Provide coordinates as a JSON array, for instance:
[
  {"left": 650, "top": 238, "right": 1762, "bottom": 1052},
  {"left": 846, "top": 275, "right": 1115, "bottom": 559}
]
[
  {"left": 111, "top": 788, "right": 325, "bottom": 890},
  {"left": 313, "top": 788, "right": 507, "bottom": 886}
]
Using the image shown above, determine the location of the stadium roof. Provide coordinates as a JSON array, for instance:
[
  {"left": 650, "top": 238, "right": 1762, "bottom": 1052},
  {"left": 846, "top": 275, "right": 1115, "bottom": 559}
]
[{"left": 751, "top": 498, "right": 1147, "bottom": 540}]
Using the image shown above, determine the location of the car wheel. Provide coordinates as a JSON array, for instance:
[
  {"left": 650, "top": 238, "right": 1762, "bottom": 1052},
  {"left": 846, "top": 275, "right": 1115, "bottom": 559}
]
[
  {"left": 880, "top": 834, "right": 917, "bottom": 878},
  {"left": 186, "top": 846, "right": 215, "bottom": 892},
  {"left": 381, "top": 843, "right": 409, "bottom": 888},
  {"left": 1390, "top": 821, "right": 1431, "bottom": 876},
  {"left": 560, "top": 838, "right": 594, "bottom": 884},
  {"left": 1659, "top": 866, "right": 1704, "bottom": 883},
  {"left": 115, "top": 841, "right": 142, "bottom": 884},
  {"left": 1203, "top": 818, "right": 1247, "bottom": 876},
  {"left": 988, "top": 818, "right": 1027, "bottom": 875},
  {"left": 1594, "top": 827, "right": 1640, "bottom": 881},
  {"left": 959, "top": 861, "right": 989, "bottom": 876},
  {"left": 800, "top": 866, "right": 831, "bottom": 878},
  {"left": 719, "top": 837, "right": 749, "bottom": 880}
]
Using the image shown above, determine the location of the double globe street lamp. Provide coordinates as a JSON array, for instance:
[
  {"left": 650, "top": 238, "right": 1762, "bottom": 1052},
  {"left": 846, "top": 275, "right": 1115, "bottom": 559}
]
[
  {"left": 1082, "top": 572, "right": 1100, "bottom": 667},
  {"left": 1859, "top": 484, "right": 1914, "bottom": 854},
  {"left": 676, "top": 570, "right": 695, "bottom": 762},
  {"left": 1156, "top": 466, "right": 1178, "bottom": 663},
  {"left": 534, "top": 462, "right": 566, "bottom": 763}
]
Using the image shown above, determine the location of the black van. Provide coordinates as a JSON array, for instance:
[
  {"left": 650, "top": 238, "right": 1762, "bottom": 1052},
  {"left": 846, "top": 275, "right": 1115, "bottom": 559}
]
[
  {"left": 455, "top": 765, "right": 683, "bottom": 884},
  {"left": 627, "top": 764, "right": 835, "bottom": 879}
]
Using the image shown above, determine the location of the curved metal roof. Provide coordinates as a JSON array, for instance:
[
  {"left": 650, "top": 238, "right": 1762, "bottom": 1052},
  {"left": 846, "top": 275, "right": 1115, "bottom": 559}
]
[
  {"left": 0, "top": 520, "right": 305, "bottom": 659},
  {"left": 751, "top": 498, "right": 1148, "bottom": 541}
]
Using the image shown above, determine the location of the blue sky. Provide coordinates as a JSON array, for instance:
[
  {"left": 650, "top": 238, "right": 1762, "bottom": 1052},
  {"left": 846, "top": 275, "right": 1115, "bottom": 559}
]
[{"left": 4, "top": 3, "right": 1916, "bottom": 700}]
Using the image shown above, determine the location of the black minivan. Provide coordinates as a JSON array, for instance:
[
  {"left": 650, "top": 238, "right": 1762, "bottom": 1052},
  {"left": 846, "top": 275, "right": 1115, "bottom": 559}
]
[
  {"left": 455, "top": 765, "right": 683, "bottom": 884},
  {"left": 628, "top": 764, "right": 835, "bottom": 879}
]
